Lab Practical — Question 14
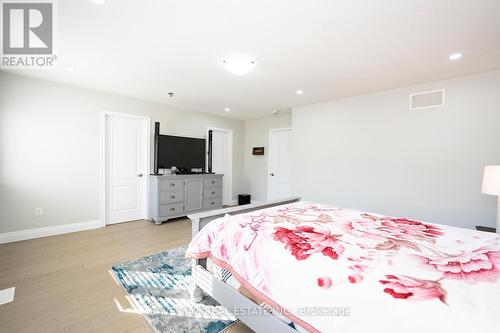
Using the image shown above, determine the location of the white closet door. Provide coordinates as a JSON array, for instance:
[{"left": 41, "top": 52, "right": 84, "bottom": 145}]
[
  {"left": 210, "top": 129, "right": 232, "bottom": 205},
  {"left": 106, "top": 115, "right": 148, "bottom": 224},
  {"left": 268, "top": 128, "right": 291, "bottom": 200}
]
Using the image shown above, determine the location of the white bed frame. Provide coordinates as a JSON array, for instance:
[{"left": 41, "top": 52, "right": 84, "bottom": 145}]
[{"left": 188, "top": 196, "right": 301, "bottom": 333}]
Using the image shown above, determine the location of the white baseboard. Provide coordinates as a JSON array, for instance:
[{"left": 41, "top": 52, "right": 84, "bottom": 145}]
[{"left": 0, "top": 220, "right": 102, "bottom": 244}]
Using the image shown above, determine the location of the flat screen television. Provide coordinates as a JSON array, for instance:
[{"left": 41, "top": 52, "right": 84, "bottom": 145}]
[{"left": 157, "top": 135, "right": 206, "bottom": 169}]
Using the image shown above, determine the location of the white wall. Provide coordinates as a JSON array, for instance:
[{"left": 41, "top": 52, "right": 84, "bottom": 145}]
[
  {"left": 0, "top": 72, "right": 245, "bottom": 234},
  {"left": 244, "top": 114, "right": 291, "bottom": 202},
  {"left": 291, "top": 70, "right": 500, "bottom": 229}
]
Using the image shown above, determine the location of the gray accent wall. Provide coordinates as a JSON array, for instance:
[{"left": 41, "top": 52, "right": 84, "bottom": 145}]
[
  {"left": 0, "top": 72, "right": 245, "bottom": 234},
  {"left": 291, "top": 70, "right": 500, "bottom": 229}
]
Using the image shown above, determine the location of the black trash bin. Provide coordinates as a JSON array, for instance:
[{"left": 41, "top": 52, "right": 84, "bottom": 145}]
[{"left": 238, "top": 194, "right": 251, "bottom": 205}]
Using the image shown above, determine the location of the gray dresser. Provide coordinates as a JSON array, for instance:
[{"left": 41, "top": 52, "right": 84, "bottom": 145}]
[{"left": 148, "top": 174, "right": 224, "bottom": 224}]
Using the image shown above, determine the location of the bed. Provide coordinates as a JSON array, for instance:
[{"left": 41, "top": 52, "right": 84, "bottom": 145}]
[{"left": 186, "top": 197, "right": 500, "bottom": 333}]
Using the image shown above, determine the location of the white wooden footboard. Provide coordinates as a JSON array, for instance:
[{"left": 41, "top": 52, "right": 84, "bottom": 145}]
[{"left": 189, "top": 196, "right": 301, "bottom": 238}]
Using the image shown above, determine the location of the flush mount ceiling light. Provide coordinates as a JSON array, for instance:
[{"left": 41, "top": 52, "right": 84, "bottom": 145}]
[
  {"left": 221, "top": 54, "right": 257, "bottom": 75},
  {"left": 224, "top": 108, "right": 231, "bottom": 112},
  {"left": 296, "top": 90, "right": 304, "bottom": 95},
  {"left": 449, "top": 53, "right": 463, "bottom": 61}
]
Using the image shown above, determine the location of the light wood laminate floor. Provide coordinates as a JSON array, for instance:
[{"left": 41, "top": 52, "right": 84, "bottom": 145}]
[{"left": 0, "top": 219, "right": 252, "bottom": 333}]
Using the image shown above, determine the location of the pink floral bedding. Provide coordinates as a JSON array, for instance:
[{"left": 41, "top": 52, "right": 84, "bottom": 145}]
[{"left": 186, "top": 202, "right": 500, "bottom": 333}]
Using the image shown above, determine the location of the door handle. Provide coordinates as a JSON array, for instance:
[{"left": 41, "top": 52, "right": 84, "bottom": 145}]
[{"left": 137, "top": 173, "right": 143, "bottom": 177}]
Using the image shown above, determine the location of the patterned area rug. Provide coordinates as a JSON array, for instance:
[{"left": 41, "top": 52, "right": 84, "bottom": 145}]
[{"left": 111, "top": 246, "right": 237, "bottom": 333}]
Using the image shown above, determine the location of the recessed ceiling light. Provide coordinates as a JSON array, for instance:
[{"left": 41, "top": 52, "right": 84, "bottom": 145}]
[
  {"left": 65, "top": 66, "right": 75, "bottom": 72},
  {"left": 221, "top": 54, "right": 257, "bottom": 75},
  {"left": 224, "top": 108, "right": 231, "bottom": 112},
  {"left": 449, "top": 53, "right": 463, "bottom": 61},
  {"left": 296, "top": 90, "right": 304, "bottom": 95}
]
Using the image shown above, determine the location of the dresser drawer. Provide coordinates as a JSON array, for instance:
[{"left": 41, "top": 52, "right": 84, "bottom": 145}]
[
  {"left": 203, "top": 187, "right": 222, "bottom": 199},
  {"left": 159, "top": 179, "right": 184, "bottom": 191},
  {"left": 203, "top": 198, "right": 222, "bottom": 209},
  {"left": 159, "top": 203, "right": 184, "bottom": 217},
  {"left": 203, "top": 178, "right": 222, "bottom": 188},
  {"left": 159, "top": 191, "right": 184, "bottom": 204}
]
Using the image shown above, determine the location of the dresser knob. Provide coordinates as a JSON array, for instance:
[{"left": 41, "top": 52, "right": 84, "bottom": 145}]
[
  {"left": 169, "top": 207, "right": 175, "bottom": 211},
  {"left": 169, "top": 183, "right": 175, "bottom": 187},
  {"left": 170, "top": 195, "right": 175, "bottom": 199}
]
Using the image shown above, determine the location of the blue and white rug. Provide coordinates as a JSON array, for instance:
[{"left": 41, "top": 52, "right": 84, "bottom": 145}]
[{"left": 111, "top": 246, "right": 237, "bottom": 333}]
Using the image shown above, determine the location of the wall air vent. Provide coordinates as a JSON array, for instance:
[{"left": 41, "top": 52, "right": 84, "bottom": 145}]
[{"left": 409, "top": 89, "right": 445, "bottom": 110}]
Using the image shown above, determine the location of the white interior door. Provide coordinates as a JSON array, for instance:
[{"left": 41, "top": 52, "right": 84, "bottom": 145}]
[
  {"left": 106, "top": 114, "right": 149, "bottom": 224},
  {"left": 209, "top": 128, "right": 232, "bottom": 205},
  {"left": 268, "top": 128, "right": 291, "bottom": 200}
]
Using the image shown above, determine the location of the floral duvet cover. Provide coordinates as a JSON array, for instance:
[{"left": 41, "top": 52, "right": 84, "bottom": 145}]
[{"left": 186, "top": 202, "right": 500, "bottom": 333}]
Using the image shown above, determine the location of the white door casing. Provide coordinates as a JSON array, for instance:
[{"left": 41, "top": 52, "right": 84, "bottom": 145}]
[
  {"left": 207, "top": 128, "right": 233, "bottom": 205},
  {"left": 268, "top": 128, "right": 291, "bottom": 200},
  {"left": 104, "top": 113, "right": 149, "bottom": 225}
]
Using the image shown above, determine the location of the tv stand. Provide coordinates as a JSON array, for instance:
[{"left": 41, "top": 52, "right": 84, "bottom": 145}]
[{"left": 148, "top": 174, "right": 223, "bottom": 224}]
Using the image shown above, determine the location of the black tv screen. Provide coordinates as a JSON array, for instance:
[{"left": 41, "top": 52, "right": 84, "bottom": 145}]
[{"left": 157, "top": 135, "right": 206, "bottom": 169}]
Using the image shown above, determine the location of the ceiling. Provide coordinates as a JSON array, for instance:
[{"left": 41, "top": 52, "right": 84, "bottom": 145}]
[{"left": 3, "top": 0, "right": 500, "bottom": 119}]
